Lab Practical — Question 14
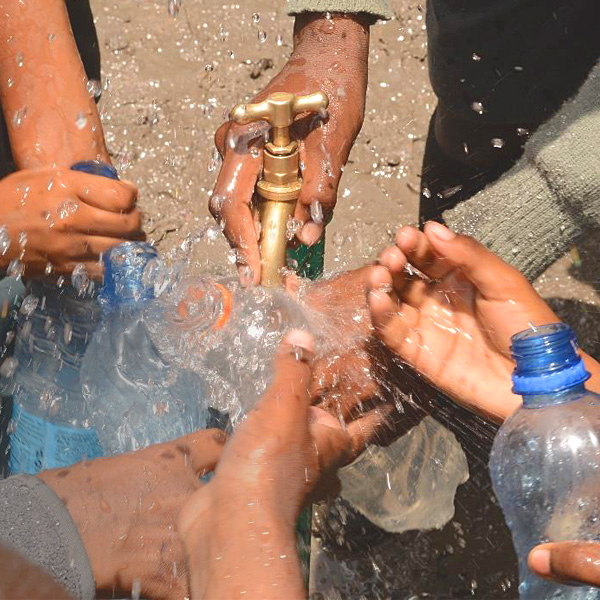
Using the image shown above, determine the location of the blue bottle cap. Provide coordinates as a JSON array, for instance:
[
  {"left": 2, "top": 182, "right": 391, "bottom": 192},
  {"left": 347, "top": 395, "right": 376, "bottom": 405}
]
[
  {"left": 511, "top": 323, "right": 590, "bottom": 395},
  {"left": 71, "top": 160, "right": 119, "bottom": 180},
  {"left": 100, "top": 242, "right": 158, "bottom": 310}
]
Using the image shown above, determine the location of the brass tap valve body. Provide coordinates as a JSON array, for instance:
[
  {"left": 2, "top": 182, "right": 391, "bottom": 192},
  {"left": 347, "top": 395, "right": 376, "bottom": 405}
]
[{"left": 230, "top": 91, "right": 329, "bottom": 286}]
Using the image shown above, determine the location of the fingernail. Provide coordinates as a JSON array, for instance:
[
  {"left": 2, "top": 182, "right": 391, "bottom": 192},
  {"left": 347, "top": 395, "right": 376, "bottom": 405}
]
[
  {"left": 529, "top": 548, "right": 552, "bottom": 576},
  {"left": 427, "top": 221, "right": 456, "bottom": 241},
  {"left": 284, "top": 329, "right": 315, "bottom": 359},
  {"left": 298, "top": 222, "right": 323, "bottom": 246}
]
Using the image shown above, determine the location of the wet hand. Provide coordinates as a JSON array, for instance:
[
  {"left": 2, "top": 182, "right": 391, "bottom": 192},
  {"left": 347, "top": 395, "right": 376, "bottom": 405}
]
[
  {"left": 38, "top": 428, "right": 226, "bottom": 600},
  {"left": 367, "top": 222, "right": 559, "bottom": 421},
  {"left": 0, "top": 167, "right": 142, "bottom": 280},
  {"left": 210, "top": 13, "right": 370, "bottom": 284},
  {"left": 529, "top": 542, "right": 600, "bottom": 588},
  {"left": 179, "top": 330, "right": 382, "bottom": 598}
]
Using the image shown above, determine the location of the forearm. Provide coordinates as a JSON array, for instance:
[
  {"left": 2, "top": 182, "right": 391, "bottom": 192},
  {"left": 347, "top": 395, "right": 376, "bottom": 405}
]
[
  {"left": 0, "top": 0, "right": 109, "bottom": 168},
  {"left": 186, "top": 497, "right": 304, "bottom": 599}
]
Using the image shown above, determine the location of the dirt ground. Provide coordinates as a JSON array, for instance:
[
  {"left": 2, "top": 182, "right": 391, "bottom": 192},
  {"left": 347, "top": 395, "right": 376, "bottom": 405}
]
[
  {"left": 93, "top": 1, "right": 599, "bottom": 597},
  {"left": 94, "top": 0, "right": 599, "bottom": 356}
]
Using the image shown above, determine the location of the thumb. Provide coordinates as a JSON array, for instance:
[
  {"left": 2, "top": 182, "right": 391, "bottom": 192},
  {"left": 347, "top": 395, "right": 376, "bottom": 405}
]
[
  {"left": 529, "top": 542, "right": 600, "bottom": 587},
  {"left": 257, "top": 330, "right": 315, "bottom": 418},
  {"left": 295, "top": 143, "right": 342, "bottom": 246}
]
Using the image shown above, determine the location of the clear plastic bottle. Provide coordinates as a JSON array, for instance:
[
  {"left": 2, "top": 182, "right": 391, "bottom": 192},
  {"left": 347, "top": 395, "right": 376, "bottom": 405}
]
[
  {"left": 490, "top": 323, "right": 600, "bottom": 600},
  {"left": 6, "top": 161, "right": 117, "bottom": 474},
  {"left": 80, "top": 242, "right": 206, "bottom": 454}
]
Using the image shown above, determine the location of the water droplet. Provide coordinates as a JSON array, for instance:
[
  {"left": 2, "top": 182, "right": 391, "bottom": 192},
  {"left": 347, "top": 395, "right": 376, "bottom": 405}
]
[
  {"left": 422, "top": 187, "right": 432, "bottom": 199},
  {"left": 206, "top": 225, "right": 220, "bottom": 243},
  {"left": 57, "top": 199, "right": 78, "bottom": 219},
  {"left": 470, "top": 101, "right": 484, "bottom": 115},
  {"left": 471, "top": 52, "right": 481, "bottom": 62},
  {"left": 226, "top": 248, "right": 238, "bottom": 265},
  {"left": 207, "top": 147, "right": 222, "bottom": 173},
  {"left": 86, "top": 79, "right": 102, "bottom": 98},
  {"left": 310, "top": 201, "right": 324, "bottom": 224},
  {"left": 0, "top": 357, "right": 18, "bottom": 378},
  {"left": 63, "top": 322, "right": 73, "bottom": 345},
  {"left": 512, "top": 247, "right": 520, "bottom": 255},
  {"left": 490, "top": 137, "right": 505, "bottom": 149},
  {"left": 209, "top": 194, "right": 224, "bottom": 214},
  {"left": 45, "top": 262, "right": 53, "bottom": 275},
  {"left": 204, "top": 63, "right": 214, "bottom": 72},
  {"left": 258, "top": 31, "right": 267, "bottom": 43},
  {"left": 7, "top": 78, "right": 14, "bottom": 88},
  {"left": 167, "top": 0, "right": 181, "bottom": 18},
  {"left": 286, "top": 217, "right": 303, "bottom": 241},
  {"left": 12, "top": 107, "right": 27, "bottom": 127},
  {"left": 18, "top": 231, "right": 27, "bottom": 247},
  {"left": 332, "top": 232, "right": 344, "bottom": 248},
  {"left": 116, "top": 149, "right": 133, "bottom": 172},
  {"left": 71, "top": 264, "right": 89, "bottom": 295},
  {"left": 7, "top": 259, "right": 24, "bottom": 279},
  {"left": 227, "top": 49, "right": 235, "bottom": 59},
  {"left": 276, "top": 34, "right": 283, "bottom": 46},
  {"left": 16, "top": 53, "right": 23, "bottom": 67},
  {"left": 252, "top": 12, "right": 260, "bottom": 23},
  {"left": 75, "top": 112, "right": 87, "bottom": 130},
  {"left": 0, "top": 226, "right": 11, "bottom": 255},
  {"left": 20, "top": 295, "right": 38, "bottom": 317},
  {"left": 516, "top": 127, "right": 530, "bottom": 137}
]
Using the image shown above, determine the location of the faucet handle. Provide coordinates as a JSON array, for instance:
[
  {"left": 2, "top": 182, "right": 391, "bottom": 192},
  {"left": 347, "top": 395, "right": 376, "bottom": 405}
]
[{"left": 230, "top": 91, "right": 328, "bottom": 147}]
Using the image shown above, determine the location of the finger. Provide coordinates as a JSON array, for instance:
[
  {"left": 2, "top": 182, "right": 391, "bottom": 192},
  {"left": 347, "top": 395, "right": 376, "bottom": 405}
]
[
  {"left": 213, "top": 156, "right": 262, "bottom": 285},
  {"left": 56, "top": 234, "right": 132, "bottom": 261},
  {"left": 424, "top": 222, "right": 531, "bottom": 297},
  {"left": 367, "top": 268, "right": 419, "bottom": 355},
  {"left": 295, "top": 142, "right": 341, "bottom": 246},
  {"left": 69, "top": 171, "right": 139, "bottom": 213},
  {"left": 346, "top": 404, "right": 396, "bottom": 459},
  {"left": 53, "top": 260, "right": 104, "bottom": 281},
  {"left": 529, "top": 542, "right": 600, "bottom": 587},
  {"left": 257, "top": 330, "right": 315, "bottom": 417},
  {"left": 70, "top": 205, "right": 143, "bottom": 237},
  {"left": 396, "top": 225, "right": 454, "bottom": 280},
  {"left": 378, "top": 245, "right": 408, "bottom": 294},
  {"left": 168, "top": 428, "right": 228, "bottom": 476}
]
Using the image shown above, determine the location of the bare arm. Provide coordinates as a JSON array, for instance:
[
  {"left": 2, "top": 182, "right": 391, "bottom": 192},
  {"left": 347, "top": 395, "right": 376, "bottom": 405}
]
[{"left": 0, "top": 0, "right": 110, "bottom": 168}]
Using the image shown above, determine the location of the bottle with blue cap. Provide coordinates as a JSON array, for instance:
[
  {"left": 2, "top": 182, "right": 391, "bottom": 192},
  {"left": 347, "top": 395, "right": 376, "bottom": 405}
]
[
  {"left": 79, "top": 242, "right": 205, "bottom": 454},
  {"left": 6, "top": 161, "right": 118, "bottom": 474},
  {"left": 490, "top": 323, "right": 600, "bottom": 600}
]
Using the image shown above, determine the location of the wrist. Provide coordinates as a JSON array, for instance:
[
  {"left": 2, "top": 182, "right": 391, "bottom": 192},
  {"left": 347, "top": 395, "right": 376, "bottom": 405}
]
[{"left": 293, "top": 12, "right": 370, "bottom": 61}]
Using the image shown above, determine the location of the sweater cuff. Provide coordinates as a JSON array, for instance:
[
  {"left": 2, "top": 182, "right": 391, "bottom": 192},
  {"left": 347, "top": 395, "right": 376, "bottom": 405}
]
[
  {"left": 0, "top": 475, "right": 95, "bottom": 599},
  {"left": 443, "top": 162, "right": 580, "bottom": 282},
  {"left": 285, "top": 0, "right": 393, "bottom": 20}
]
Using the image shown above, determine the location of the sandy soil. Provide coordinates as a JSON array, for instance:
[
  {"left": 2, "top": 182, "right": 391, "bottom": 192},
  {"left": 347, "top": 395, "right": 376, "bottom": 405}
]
[
  {"left": 92, "top": 1, "right": 599, "bottom": 597},
  {"left": 93, "top": 0, "right": 599, "bottom": 356}
]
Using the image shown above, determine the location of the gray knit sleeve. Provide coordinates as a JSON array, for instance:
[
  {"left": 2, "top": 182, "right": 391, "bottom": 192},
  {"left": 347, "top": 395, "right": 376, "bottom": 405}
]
[
  {"left": 0, "top": 475, "right": 95, "bottom": 600},
  {"left": 285, "top": 0, "right": 393, "bottom": 20},
  {"left": 444, "top": 62, "right": 600, "bottom": 282}
]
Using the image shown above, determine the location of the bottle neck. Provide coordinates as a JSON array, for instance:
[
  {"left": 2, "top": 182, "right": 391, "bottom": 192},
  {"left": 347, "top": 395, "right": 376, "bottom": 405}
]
[{"left": 522, "top": 383, "right": 587, "bottom": 408}]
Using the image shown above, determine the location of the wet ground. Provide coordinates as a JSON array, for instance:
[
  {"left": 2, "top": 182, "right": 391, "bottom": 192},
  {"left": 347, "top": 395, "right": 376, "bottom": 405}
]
[{"left": 93, "top": 1, "right": 599, "bottom": 597}]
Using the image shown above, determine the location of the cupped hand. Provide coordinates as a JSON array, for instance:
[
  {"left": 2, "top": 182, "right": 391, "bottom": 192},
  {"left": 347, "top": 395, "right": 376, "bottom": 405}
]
[
  {"left": 38, "top": 428, "right": 226, "bottom": 600},
  {"left": 529, "top": 542, "right": 600, "bottom": 588},
  {"left": 0, "top": 167, "right": 142, "bottom": 279},
  {"left": 367, "top": 222, "right": 559, "bottom": 421},
  {"left": 210, "top": 13, "right": 370, "bottom": 284}
]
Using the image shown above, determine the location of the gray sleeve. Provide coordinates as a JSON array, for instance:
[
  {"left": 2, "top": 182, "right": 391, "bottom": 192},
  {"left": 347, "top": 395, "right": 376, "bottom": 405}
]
[
  {"left": 443, "top": 61, "right": 600, "bottom": 282},
  {"left": 285, "top": 0, "right": 393, "bottom": 20},
  {"left": 0, "top": 475, "right": 95, "bottom": 600}
]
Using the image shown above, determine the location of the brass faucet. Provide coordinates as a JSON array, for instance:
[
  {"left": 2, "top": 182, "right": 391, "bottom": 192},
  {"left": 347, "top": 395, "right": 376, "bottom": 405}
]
[{"left": 230, "top": 91, "right": 329, "bottom": 286}]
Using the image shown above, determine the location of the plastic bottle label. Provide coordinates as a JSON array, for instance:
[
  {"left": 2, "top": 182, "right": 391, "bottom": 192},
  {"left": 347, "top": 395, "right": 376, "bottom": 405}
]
[{"left": 8, "top": 403, "right": 103, "bottom": 474}]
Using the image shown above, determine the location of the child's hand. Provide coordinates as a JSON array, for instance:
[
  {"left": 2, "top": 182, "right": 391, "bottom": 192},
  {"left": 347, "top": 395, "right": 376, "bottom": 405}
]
[
  {"left": 367, "top": 222, "right": 559, "bottom": 421},
  {"left": 38, "top": 428, "right": 226, "bottom": 600},
  {"left": 179, "top": 330, "right": 387, "bottom": 599},
  {"left": 0, "top": 167, "right": 142, "bottom": 279},
  {"left": 529, "top": 542, "right": 600, "bottom": 588}
]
